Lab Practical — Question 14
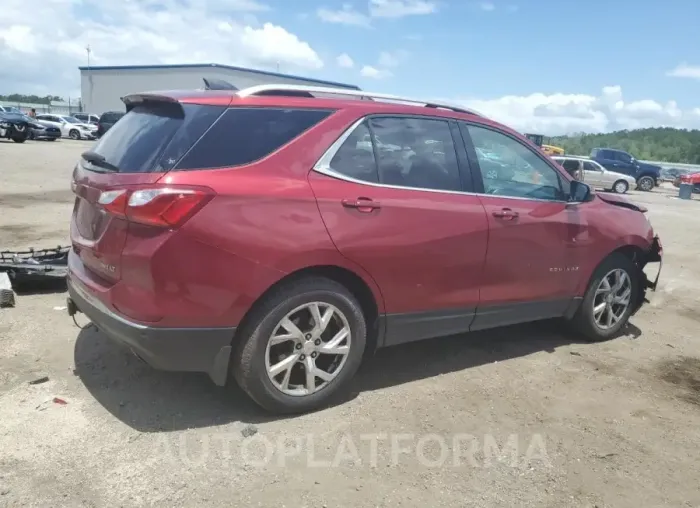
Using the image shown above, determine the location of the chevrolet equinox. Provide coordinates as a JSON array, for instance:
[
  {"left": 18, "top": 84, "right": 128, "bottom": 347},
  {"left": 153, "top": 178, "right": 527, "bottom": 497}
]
[{"left": 66, "top": 84, "right": 663, "bottom": 414}]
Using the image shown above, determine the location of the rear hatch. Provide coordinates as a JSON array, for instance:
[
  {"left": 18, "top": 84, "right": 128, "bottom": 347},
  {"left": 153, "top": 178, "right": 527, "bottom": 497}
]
[{"left": 71, "top": 96, "right": 227, "bottom": 283}]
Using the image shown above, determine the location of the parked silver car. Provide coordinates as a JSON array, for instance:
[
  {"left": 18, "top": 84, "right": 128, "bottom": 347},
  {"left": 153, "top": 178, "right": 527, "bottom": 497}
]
[{"left": 553, "top": 156, "right": 636, "bottom": 194}]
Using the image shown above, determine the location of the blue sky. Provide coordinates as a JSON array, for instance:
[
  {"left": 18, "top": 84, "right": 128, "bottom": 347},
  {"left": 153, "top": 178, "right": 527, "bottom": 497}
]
[{"left": 2, "top": 0, "right": 700, "bottom": 134}]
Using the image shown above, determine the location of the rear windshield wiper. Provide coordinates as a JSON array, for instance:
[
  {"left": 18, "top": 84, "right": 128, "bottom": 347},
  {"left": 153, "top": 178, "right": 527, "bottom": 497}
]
[{"left": 81, "top": 151, "right": 120, "bottom": 172}]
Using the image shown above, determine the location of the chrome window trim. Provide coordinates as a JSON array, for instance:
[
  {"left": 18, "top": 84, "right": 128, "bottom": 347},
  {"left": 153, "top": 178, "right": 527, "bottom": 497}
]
[{"left": 312, "top": 116, "right": 574, "bottom": 204}]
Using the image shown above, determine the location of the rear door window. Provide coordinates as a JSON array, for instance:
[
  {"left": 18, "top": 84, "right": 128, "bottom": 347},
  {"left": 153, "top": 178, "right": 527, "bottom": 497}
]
[
  {"left": 561, "top": 159, "right": 580, "bottom": 175},
  {"left": 175, "top": 107, "right": 333, "bottom": 170},
  {"left": 368, "top": 117, "right": 462, "bottom": 192}
]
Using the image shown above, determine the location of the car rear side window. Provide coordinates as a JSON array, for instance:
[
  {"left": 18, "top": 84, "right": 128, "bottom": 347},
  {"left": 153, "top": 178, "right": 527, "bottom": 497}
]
[
  {"left": 560, "top": 159, "right": 580, "bottom": 176},
  {"left": 88, "top": 103, "right": 225, "bottom": 173},
  {"left": 175, "top": 107, "right": 333, "bottom": 171},
  {"left": 369, "top": 117, "right": 462, "bottom": 192}
]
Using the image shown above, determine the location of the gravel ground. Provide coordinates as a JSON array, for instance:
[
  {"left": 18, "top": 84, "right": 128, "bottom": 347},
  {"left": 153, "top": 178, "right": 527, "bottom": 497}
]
[{"left": 1, "top": 139, "right": 700, "bottom": 508}]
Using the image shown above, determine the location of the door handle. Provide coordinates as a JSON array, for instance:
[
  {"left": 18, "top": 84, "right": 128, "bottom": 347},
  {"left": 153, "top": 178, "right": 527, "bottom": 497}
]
[
  {"left": 492, "top": 208, "right": 519, "bottom": 220},
  {"left": 341, "top": 198, "right": 381, "bottom": 212}
]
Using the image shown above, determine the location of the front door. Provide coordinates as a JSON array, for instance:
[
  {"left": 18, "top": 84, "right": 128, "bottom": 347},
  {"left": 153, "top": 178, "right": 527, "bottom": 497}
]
[
  {"left": 460, "top": 123, "right": 583, "bottom": 330},
  {"left": 309, "top": 116, "right": 489, "bottom": 346}
]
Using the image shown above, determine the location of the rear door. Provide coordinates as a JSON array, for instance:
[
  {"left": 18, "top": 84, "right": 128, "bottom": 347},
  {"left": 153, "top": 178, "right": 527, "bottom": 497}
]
[
  {"left": 70, "top": 100, "right": 225, "bottom": 283},
  {"left": 460, "top": 122, "right": 584, "bottom": 329},
  {"left": 309, "top": 115, "right": 489, "bottom": 346},
  {"left": 582, "top": 160, "right": 605, "bottom": 187}
]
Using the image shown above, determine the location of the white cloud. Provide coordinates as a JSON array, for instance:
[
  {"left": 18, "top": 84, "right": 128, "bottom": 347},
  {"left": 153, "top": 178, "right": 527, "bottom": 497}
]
[
  {"left": 479, "top": 2, "right": 495, "bottom": 11},
  {"left": 455, "top": 85, "right": 700, "bottom": 135},
  {"left": 316, "top": 5, "right": 371, "bottom": 27},
  {"left": 0, "top": 0, "right": 324, "bottom": 96},
  {"left": 360, "top": 65, "right": 392, "bottom": 79},
  {"left": 667, "top": 63, "right": 700, "bottom": 80},
  {"left": 336, "top": 53, "right": 355, "bottom": 68},
  {"left": 318, "top": 0, "right": 435, "bottom": 26},
  {"left": 368, "top": 0, "right": 437, "bottom": 18},
  {"left": 378, "top": 50, "right": 409, "bottom": 67}
]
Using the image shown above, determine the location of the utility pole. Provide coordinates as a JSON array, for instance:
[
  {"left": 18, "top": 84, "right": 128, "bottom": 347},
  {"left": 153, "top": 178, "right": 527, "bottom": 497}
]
[
  {"left": 276, "top": 61, "right": 280, "bottom": 72},
  {"left": 85, "top": 45, "right": 92, "bottom": 113}
]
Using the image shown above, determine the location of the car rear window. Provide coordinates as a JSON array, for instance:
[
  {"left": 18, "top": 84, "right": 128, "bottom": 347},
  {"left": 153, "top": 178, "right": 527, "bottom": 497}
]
[
  {"left": 88, "top": 103, "right": 225, "bottom": 173},
  {"left": 173, "top": 107, "right": 333, "bottom": 171},
  {"left": 87, "top": 105, "right": 332, "bottom": 174}
]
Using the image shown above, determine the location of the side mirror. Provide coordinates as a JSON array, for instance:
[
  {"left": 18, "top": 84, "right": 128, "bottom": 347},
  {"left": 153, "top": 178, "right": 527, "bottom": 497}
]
[{"left": 569, "top": 180, "right": 592, "bottom": 203}]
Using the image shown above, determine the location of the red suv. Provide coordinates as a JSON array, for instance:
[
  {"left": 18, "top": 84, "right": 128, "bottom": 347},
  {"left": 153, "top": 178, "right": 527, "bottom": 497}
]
[{"left": 66, "top": 84, "right": 663, "bottom": 414}]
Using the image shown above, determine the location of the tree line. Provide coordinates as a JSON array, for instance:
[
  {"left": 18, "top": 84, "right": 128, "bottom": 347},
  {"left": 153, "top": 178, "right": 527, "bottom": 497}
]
[
  {"left": 548, "top": 127, "right": 700, "bottom": 164},
  {"left": 0, "top": 94, "right": 66, "bottom": 105}
]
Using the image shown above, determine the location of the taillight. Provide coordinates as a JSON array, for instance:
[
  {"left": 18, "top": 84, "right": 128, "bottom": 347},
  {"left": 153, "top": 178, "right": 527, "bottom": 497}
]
[{"left": 97, "top": 186, "right": 213, "bottom": 228}]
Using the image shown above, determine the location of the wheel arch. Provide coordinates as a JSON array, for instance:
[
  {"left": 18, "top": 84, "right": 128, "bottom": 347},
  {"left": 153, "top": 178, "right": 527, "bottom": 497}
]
[
  {"left": 575, "top": 242, "right": 648, "bottom": 296},
  {"left": 234, "top": 264, "right": 384, "bottom": 354}
]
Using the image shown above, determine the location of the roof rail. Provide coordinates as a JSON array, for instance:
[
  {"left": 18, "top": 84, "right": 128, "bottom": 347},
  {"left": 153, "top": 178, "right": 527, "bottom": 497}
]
[{"left": 236, "top": 84, "right": 484, "bottom": 117}]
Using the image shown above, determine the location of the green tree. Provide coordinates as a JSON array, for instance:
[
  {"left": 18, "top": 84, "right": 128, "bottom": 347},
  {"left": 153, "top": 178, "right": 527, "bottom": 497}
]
[{"left": 548, "top": 128, "right": 700, "bottom": 164}]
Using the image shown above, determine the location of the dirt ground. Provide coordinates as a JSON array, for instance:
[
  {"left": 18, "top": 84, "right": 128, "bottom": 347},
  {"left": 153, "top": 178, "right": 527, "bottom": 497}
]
[{"left": 1, "top": 138, "right": 700, "bottom": 508}]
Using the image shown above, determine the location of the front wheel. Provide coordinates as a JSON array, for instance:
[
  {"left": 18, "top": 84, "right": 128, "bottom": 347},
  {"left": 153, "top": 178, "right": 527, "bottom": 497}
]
[
  {"left": 569, "top": 253, "right": 640, "bottom": 342},
  {"left": 637, "top": 176, "right": 654, "bottom": 192},
  {"left": 69, "top": 129, "right": 80, "bottom": 140},
  {"left": 231, "top": 277, "right": 367, "bottom": 414},
  {"left": 11, "top": 137, "right": 26, "bottom": 143},
  {"left": 613, "top": 180, "right": 629, "bottom": 194}
]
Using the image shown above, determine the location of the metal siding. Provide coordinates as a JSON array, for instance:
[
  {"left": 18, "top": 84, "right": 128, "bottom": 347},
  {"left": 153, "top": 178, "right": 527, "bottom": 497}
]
[{"left": 81, "top": 67, "right": 357, "bottom": 115}]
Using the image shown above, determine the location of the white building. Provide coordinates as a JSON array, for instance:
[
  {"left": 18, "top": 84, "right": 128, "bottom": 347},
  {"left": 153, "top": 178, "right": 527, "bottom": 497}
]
[{"left": 79, "top": 63, "right": 360, "bottom": 115}]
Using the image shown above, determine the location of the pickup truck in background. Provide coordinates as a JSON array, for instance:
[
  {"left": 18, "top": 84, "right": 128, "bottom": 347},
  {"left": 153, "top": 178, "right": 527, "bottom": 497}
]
[{"left": 590, "top": 148, "right": 661, "bottom": 191}]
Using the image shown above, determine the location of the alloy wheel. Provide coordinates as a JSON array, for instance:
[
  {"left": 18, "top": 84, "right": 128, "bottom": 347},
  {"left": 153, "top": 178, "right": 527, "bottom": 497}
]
[
  {"left": 638, "top": 177, "right": 653, "bottom": 191},
  {"left": 265, "top": 302, "right": 351, "bottom": 396},
  {"left": 614, "top": 181, "right": 628, "bottom": 193},
  {"left": 593, "top": 268, "right": 632, "bottom": 330}
]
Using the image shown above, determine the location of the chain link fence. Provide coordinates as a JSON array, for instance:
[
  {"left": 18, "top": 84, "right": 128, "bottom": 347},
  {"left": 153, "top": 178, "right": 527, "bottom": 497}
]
[{"left": 0, "top": 99, "right": 83, "bottom": 116}]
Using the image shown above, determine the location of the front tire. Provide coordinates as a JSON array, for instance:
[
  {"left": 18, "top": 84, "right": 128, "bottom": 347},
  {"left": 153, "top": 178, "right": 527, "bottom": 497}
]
[
  {"left": 637, "top": 176, "right": 654, "bottom": 192},
  {"left": 613, "top": 180, "right": 629, "bottom": 194},
  {"left": 69, "top": 129, "right": 80, "bottom": 140},
  {"left": 11, "top": 137, "right": 26, "bottom": 143},
  {"left": 570, "top": 253, "right": 640, "bottom": 342},
  {"left": 232, "top": 277, "right": 367, "bottom": 414}
]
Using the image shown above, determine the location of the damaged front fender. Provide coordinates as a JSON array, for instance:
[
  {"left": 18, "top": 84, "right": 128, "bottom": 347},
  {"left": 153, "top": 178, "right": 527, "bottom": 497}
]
[{"left": 631, "top": 235, "right": 663, "bottom": 316}]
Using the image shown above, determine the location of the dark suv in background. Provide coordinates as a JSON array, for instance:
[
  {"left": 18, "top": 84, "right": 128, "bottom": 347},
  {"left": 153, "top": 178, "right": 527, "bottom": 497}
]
[
  {"left": 590, "top": 148, "right": 661, "bottom": 191},
  {"left": 96, "top": 111, "right": 125, "bottom": 138}
]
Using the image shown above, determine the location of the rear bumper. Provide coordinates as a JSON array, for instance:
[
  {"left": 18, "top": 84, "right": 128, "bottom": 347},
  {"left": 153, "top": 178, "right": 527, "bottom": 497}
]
[{"left": 67, "top": 276, "right": 235, "bottom": 386}]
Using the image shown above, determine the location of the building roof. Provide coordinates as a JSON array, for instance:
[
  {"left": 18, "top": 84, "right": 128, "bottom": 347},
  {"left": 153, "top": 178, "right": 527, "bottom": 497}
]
[{"left": 78, "top": 63, "right": 360, "bottom": 90}]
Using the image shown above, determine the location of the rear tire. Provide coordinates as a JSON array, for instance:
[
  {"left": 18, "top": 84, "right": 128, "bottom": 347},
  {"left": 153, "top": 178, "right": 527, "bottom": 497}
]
[
  {"left": 231, "top": 277, "right": 367, "bottom": 414},
  {"left": 637, "top": 176, "right": 654, "bottom": 192},
  {"left": 613, "top": 180, "right": 629, "bottom": 194},
  {"left": 569, "top": 253, "right": 640, "bottom": 342}
]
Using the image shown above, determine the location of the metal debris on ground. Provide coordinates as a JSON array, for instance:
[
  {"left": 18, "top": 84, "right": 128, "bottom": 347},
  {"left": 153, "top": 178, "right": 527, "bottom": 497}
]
[
  {"left": 0, "top": 246, "right": 69, "bottom": 286},
  {"left": 28, "top": 376, "right": 50, "bottom": 385}
]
